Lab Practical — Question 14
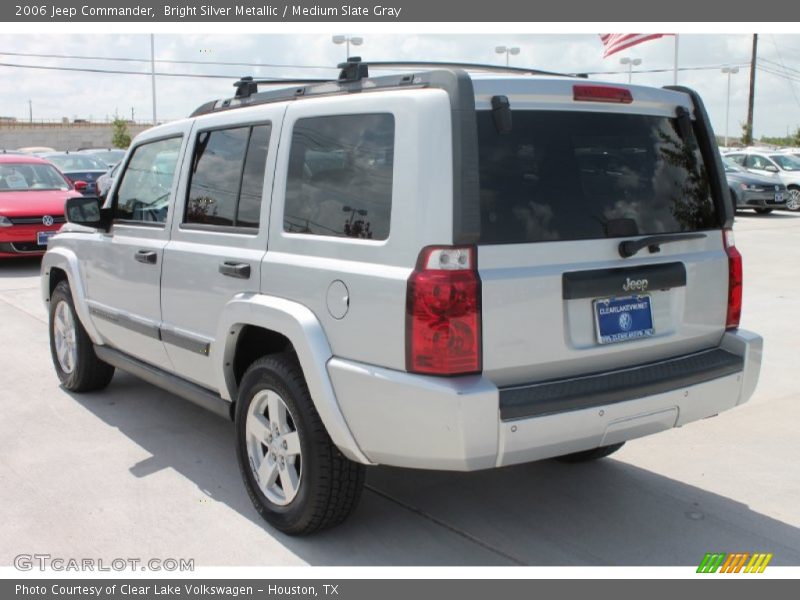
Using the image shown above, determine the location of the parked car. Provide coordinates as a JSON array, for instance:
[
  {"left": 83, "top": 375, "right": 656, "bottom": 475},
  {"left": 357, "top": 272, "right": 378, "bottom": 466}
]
[
  {"left": 78, "top": 148, "right": 127, "bottom": 168},
  {"left": 39, "top": 152, "right": 108, "bottom": 196},
  {"left": 95, "top": 162, "right": 120, "bottom": 199},
  {"left": 722, "top": 156, "right": 788, "bottom": 214},
  {"left": 724, "top": 150, "right": 800, "bottom": 210},
  {"left": 0, "top": 154, "right": 82, "bottom": 257},
  {"left": 16, "top": 146, "right": 56, "bottom": 154},
  {"left": 42, "top": 62, "right": 762, "bottom": 535}
]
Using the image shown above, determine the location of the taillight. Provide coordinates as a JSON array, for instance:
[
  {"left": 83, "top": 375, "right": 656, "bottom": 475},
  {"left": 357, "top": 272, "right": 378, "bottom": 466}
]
[
  {"left": 724, "top": 229, "right": 742, "bottom": 329},
  {"left": 573, "top": 84, "right": 633, "bottom": 104},
  {"left": 406, "top": 246, "right": 482, "bottom": 376}
]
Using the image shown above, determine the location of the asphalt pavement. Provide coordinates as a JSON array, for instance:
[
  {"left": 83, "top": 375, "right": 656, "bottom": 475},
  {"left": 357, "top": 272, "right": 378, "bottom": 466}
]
[{"left": 1, "top": 211, "right": 799, "bottom": 567}]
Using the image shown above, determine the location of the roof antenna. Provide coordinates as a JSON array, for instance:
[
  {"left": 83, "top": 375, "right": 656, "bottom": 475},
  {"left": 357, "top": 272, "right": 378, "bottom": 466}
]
[{"left": 338, "top": 57, "right": 368, "bottom": 82}]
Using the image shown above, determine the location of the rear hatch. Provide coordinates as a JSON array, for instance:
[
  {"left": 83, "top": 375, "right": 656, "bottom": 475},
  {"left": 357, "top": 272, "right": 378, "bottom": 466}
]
[{"left": 472, "top": 78, "right": 730, "bottom": 387}]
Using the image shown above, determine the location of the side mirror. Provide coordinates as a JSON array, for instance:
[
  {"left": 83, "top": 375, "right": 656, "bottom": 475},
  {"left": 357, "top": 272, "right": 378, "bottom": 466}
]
[
  {"left": 73, "top": 180, "right": 88, "bottom": 192},
  {"left": 65, "top": 196, "right": 110, "bottom": 230},
  {"left": 765, "top": 165, "right": 779, "bottom": 173}
]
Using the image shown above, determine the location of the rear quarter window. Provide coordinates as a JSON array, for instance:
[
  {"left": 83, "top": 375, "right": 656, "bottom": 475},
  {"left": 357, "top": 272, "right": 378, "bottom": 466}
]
[
  {"left": 476, "top": 111, "right": 718, "bottom": 244},
  {"left": 283, "top": 113, "right": 394, "bottom": 240}
]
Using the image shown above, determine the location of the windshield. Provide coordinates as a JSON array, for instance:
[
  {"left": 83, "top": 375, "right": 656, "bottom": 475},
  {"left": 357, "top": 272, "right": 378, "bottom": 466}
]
[
  {"left": 476, "top": 111, "right": 718, "bottom": 244},
  {"left": 0, "top": 163, "right": 70, "bottom": 192},
  {"left": 45, "top": 154, "right": 107, "bottom": 171},
  {"left": 722, "top": 157, "right": 743, "bottom": 173},
  {"left": 88, "top": 150, "right": 126, "bottom": 166},
  {"left": 770, "top": 154, "right": 800, "bottom": 171}
]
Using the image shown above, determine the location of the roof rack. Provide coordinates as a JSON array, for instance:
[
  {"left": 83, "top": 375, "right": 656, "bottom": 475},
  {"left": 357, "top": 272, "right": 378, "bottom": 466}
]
[{"left": 190, "top": 57, "right": 583, "bottom": 118}]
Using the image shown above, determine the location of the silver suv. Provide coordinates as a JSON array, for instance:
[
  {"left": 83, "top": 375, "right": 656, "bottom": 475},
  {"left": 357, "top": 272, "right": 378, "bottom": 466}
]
[{"left": 42, "top": 61, "right": 763, "bottom": 535}]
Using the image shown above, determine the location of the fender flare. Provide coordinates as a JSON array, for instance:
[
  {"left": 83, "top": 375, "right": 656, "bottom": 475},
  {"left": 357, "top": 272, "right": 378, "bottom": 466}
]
[
  {"left": 40, "top": 247, "right": 104, "bottom": 344},
  {"left": 214, "top": 293, "right": 373, "bottom": 465}
]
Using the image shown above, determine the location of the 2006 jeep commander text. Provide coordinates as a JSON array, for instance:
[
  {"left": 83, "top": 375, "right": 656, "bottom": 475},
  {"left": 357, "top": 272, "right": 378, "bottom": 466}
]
[{"left": 42, "top": 60, "right": 763, "bottom": 535}]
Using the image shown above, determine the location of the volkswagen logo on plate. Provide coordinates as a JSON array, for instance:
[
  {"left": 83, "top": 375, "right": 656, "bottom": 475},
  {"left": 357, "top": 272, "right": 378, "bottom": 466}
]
[
  {"left": 42, "top": 215, "right": 54, "bottom": 226},
  {"left": 619, "top": 312, "right": 633, "bottom": 332}
]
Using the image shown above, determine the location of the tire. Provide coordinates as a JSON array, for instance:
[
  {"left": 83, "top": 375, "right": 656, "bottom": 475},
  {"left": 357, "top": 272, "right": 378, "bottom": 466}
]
[
  {"left": 235, "top": 353, "right": 365, "bottom": 535},
  {"left": 49, "top": 280, "right": 115, "bottom": 392},
  {"left": 754, "top": 208, "right": 773, "bottom": 214},
  {"left": 787, "top": 187, "right": 800, "bottom": 211},
  {"left": 554, "top": 442, "right": 625, "bottom": 463}
]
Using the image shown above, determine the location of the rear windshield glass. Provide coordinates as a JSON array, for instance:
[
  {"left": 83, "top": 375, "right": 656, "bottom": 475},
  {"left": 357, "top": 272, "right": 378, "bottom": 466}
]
[{"left": 476, "top": 111, "right": 718, "bottom": 244}]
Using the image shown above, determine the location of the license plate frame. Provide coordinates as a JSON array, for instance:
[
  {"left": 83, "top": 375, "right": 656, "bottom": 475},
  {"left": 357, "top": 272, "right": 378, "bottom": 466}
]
[
  {"left": 594, "top": 294, "right": 655, "bottom": 345},
  {"left": 36, "top": 230, "right": 57, "bottom": 246}
]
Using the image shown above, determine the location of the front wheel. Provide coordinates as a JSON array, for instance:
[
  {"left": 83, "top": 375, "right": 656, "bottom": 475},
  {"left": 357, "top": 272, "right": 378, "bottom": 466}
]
[
  {"left": 235, "top": 353, "right": 365, "bottom": 535},
  {"left": 554, "top": 442, "right": 625, "bottom": 463},
  {"left": 49, "top": 280, "right": 115, "bottom": 392},
  {"left": 787, "top": 188, "right": 800, "bottom": 211}
]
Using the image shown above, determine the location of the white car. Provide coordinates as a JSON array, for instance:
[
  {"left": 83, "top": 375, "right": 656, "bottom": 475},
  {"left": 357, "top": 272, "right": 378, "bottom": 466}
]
[
  {"left": 725, "top": 150, "right": 800, "bottom": 210},
  {"left": 42, "top": 61, "right": 763, "bottom": 535}
]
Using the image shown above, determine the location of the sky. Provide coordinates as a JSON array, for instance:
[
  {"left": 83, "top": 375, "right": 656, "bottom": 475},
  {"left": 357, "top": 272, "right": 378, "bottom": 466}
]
[{"left": 1, "top": 33, "right": 799, "bottom": 139}]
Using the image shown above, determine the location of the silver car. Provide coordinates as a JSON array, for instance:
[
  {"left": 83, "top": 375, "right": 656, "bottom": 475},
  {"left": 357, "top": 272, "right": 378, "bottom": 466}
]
[
  {"left": 42, "top": 63, "right": 763, "bottom": 535},
  {"left": 725, "top": 150, "right": 800, "bottom": 210}
]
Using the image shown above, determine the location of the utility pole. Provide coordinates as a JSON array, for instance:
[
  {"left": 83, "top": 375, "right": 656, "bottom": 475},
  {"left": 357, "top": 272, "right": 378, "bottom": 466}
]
[
  {"left": 28, "top": 99, "right": 32, "bottom": 123},
  {"left": 150, "top": 34, "right": 157, "bottom": 125},
  {"left": 745, "top": 34, "right": 758, "bottom": 146},
  {"left": 131, "top": 107, "right": 135, "bottom": 122}
]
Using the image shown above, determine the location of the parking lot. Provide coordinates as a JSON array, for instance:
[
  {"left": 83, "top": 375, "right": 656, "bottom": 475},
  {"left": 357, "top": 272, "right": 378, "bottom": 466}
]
[{"left": 1, "top": 211, "right": 799, "bottom": 567}]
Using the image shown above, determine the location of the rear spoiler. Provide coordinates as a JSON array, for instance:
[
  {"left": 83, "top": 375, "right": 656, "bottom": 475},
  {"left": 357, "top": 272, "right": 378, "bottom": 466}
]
[{"left": 664, "top": 86, "right": 734, "bottom": 230}]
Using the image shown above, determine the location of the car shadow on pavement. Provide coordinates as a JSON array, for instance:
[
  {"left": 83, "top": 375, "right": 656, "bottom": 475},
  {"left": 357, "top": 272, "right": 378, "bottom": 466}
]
[
  {"left": 69, "top": 372, "right": 800, "bottom": 567},
  {"left": 736, "top": 211, "right": 800, "bottom": 219},
  {"left": 0, "top": 257, "right": 41, "bottom": 277}
]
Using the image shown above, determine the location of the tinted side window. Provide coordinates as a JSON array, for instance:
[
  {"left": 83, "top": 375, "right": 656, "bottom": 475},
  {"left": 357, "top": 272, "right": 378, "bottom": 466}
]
[
  {"left": 727, "top": 153, "right": 746, "bottom": 166},
  {"left": 476, "top": 111, "right": 717, "bottom": 244},
  {"left": 114, "top": 137, "right": 182, "bottom": 224},
  {"left": 283, "top": 114, "right": 394, "bottom": 240},
  {"left": 185, "top": 124, "right": 271, "bottom": 229},
  {"left": 748, "top": 155, "right": 770, "bottom": 169}
]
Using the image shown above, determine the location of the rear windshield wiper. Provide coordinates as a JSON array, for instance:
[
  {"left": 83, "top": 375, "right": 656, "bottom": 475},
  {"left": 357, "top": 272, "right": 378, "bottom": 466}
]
[{"left": 619, "top": 232, "right": 707, "bottom": 258}]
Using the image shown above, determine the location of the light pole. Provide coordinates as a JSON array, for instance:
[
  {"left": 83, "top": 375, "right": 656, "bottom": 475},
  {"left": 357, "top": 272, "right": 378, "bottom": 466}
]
[
  {"left": 332, "top": 35, "right": 363, "bottom": 61},
  {"left": 495, "top": 45, "right": 520, "bottom": 67},
  {"left": 620, "top": 57, "right": 642, "bottom": 83},
  {"left": 722, "top": 66, "right": 740, "bottom": 147},
  {"left": 150, "top": 34, "right": 157, "bottom": 125},
  {"left": 28, "top": 99, "right": 32, "bottom": 123}
]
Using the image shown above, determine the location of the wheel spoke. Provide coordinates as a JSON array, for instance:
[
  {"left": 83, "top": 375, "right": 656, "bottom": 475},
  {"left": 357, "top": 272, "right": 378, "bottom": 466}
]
[
  {"left": 247, "top": 411, "right": 271, "bottom": 445},
  {"left": 267, "top": 391, "right": 289, "bottom": 434},
  {"left": 281, "top": 431, "right": 301, "bottom": 457},
  {"left": 257, "top": 456, "right": 280, "bottom": 488},
  {"left": 278, "top": 461, "right": 299, "bottom": 501}
]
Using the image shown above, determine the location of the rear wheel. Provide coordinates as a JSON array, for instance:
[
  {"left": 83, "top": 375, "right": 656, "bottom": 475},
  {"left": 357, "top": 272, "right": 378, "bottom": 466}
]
[
  {"left": 754, "top": 208, "right": 773, "bottom": 215},
  {"left": 555, "top": 442, "right": 625, "bottom": 463},
  {"left": 787, "top": 187, "right": 800, "bottom": 211},
  {"left": 49, "top": 280, "right": 115, "bottom": 392},
  {"left": 235, "top": 353, "right": 365, "bottom": 535}
]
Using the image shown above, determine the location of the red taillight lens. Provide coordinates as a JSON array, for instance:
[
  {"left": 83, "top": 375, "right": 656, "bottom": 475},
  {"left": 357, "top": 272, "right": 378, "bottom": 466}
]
[
  {"left": 406, "top": 246, "right": 482, "bottom": 376},
  {"left": 573, "top": 84, "right": 633, "bottom": 104},
  {"left": 73, "top": 180, "right": 88, "bottom": 192},
  {"left": 724, "top": 229, "right": 742, "bottom": 329}
]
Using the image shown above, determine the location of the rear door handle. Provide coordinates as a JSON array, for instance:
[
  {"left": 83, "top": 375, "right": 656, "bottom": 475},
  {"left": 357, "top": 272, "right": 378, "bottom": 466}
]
[
  {"left": 219, "top": 261, "right": 251, "bottom": 279},
  {"left": 135, "top": 250, "right": 157, "bottom": 265}
]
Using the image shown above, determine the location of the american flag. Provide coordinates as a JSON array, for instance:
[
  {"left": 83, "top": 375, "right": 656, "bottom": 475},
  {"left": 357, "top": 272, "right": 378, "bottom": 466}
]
[{"left": 599, "top": 34, "right": 669, "bottom": 58}]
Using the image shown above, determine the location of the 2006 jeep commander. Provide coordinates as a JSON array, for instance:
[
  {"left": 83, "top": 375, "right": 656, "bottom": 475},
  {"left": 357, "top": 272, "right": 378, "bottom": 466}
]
[{"left": 42, "top": 60, "right": 762, "bottom": 535}]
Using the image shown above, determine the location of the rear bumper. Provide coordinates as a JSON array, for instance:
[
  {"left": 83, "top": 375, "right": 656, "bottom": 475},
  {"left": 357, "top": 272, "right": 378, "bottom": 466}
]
[{"left": 329, "top": 329, "right": 762, "bottom": 470}]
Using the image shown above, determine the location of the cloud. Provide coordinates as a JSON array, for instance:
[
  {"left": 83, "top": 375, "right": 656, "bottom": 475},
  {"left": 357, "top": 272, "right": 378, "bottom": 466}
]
[{"left": 1, "top": 33, "right": 798, "bottom": 138}]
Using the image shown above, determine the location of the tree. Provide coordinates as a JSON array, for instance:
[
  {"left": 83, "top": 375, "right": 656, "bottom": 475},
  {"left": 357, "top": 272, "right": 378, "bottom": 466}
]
[
  {"left": 111, "top": 117, "right": 131, "bottom": 149},
  {"left": 740, "top": 121, "right": 753, "bottom": 146}
]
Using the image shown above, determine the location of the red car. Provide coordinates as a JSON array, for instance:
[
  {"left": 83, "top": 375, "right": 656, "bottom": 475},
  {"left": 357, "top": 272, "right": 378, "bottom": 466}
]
[{"left": 0, "top": 154, "right": 83, "bottom": 258}]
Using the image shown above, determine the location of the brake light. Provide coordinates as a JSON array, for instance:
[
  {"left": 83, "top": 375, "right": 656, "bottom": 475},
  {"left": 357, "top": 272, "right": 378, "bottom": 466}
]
[
  {"left": 406, "top": 246, "right": 482, "bottom": 376},
  {"left": 724, "top": 229, "right": 742, "bottom": 329},
  {"left": 573, "top": 84, "right": 633, "bottom": 104}
]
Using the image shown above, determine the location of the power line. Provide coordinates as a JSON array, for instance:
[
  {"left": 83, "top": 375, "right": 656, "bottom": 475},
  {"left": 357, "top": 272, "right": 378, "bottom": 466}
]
[
  {"left": 0, "top": 61, "right": 318, "bottom": 80},
  {"left": 584, "top": 63, "right": 749, "bottom": 76},
  {"left": 768, "top": 35, "right": 800, "bottom": 109},
  {"left": 0, "top": 49, "right": 336, "bottom": 72}
]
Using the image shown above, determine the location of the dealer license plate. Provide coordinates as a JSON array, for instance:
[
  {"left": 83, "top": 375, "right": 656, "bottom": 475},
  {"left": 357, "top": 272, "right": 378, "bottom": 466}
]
[{"left": 594, "top": 295, "right": 655, "bottom": 345}]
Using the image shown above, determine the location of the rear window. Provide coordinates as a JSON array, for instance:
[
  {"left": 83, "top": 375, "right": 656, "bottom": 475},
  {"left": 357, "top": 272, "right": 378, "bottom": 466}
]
[{"left": 476, "top": 111, "right": 718, "bottom": 244}]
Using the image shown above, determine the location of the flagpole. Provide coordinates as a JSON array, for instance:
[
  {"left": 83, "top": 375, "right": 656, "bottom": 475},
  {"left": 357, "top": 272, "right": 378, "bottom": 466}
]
[{"left": 673, "top": 34, "right": 679, "bottom": 85}]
